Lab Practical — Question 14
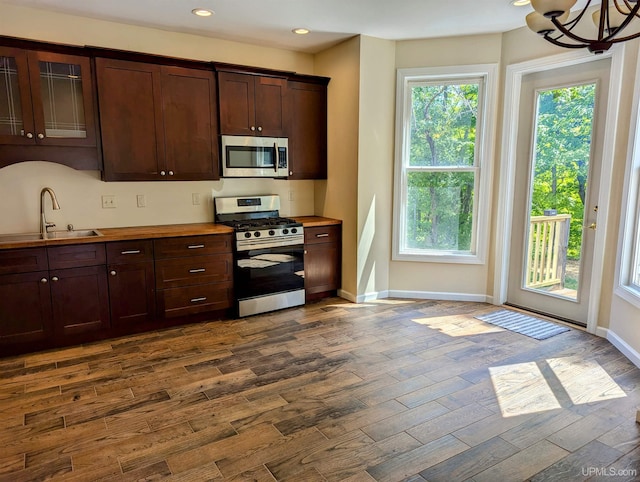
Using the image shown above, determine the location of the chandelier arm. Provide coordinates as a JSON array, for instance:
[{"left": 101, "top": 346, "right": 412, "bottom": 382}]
[
  {"left": 542, "top": 34, "right": 589, "bottom": 49},
  {"left": 602, "top": 1, "right": 640, "bottom": 42},
  {"left": 609, "top": 30, "right": 640, "bottom": 43},
  {"left": 620, "top": 0, "right": 640, "bottom": 18},
  {"left": 551, "top": 16, "right": 595, "bottom": 44}
]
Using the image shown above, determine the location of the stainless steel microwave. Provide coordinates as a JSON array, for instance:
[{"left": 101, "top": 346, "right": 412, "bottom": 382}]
[{"left": 221, "top": 135, "right": 289, "bottom": 178}]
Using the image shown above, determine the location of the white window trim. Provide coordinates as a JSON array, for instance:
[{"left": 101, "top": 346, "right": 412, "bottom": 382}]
[
  {"left": 615, "top": 46, "right": 640, "bottom": 309},
  {"left": 392, "top": 64, "right": 498, "bottom": 264}
]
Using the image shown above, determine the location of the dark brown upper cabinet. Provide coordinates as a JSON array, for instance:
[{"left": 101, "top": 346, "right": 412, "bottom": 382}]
[
  {"left": 96, "top": 57, "right": 219, "bottom": 181},
  {"left": 0, "top": 44, "right": 99, "bottom": 170},
  {"left": 287, "top": 78, "right": 329, "bottom": 180},
  {"left": 218, "top": 71, "right": 287, "bottom": 137}
]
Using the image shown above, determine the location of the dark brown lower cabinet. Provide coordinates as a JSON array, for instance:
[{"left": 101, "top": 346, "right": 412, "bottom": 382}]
[
  {"left": 48, "top": 243, "right": 110, "bottom": 339},
  {"left": 50, "top": 265, "right": 110, "bottom": 338},
  {"left": 304, "top": 225, "right": 342, "bottom": 301},
  {"left": 0, "top": 270, "right": 53, "bottom": 345},
  {"left": 107, "top": 241, "right": 155, "bottom": 328}
]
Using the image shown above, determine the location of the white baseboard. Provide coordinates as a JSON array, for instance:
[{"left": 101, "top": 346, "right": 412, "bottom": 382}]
[
  {"left": 599, "top": 327, "right": 640, "bottom": 369},
  {"left": 349, "top": 290, "right": 490, "bottom": 303}
]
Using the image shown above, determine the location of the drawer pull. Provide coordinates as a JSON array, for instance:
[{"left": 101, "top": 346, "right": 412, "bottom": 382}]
[
  {"left": 121, "top": 250, "right": 141, "bottom": 255},
  {"left": 189, "top": 268, "right": 206, "bottom": 273},
  {"left": 316, "top": 233, "right": 330, "bottom": 238},
  {"left": 191, "top": 297, "right": 207, "bottom": 303},
  {"left": 188, "top": 244, "right": 205, "bottom": 249}
]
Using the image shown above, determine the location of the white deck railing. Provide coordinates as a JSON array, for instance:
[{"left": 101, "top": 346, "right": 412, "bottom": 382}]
[{"left": 526, "top": 214, "right": 571, "bottom": 289}]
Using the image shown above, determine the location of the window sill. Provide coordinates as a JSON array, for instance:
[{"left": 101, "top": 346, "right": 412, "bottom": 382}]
[
  {"left": 614, "top": 285, "right": 640, "bottom": 310},
  {"left": 393, "top": 251, "right": 485, "bottom": 265}
]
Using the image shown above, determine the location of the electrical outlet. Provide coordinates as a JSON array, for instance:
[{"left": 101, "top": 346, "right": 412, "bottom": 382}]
[
  {"left": 136, "top": 194, "right": 146, "bottom": 208},
  {"left": 101, "top": 195, "right": 116, "bottom": 209},
  {"left": 192, "top": 193, "right": 201, "bottom": 205},
  {"left": 288, "top": 190, "right": 295, "bottom": 201}
]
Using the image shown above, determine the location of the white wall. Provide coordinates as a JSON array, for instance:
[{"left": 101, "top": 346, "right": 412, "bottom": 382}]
[{"left": 0, "top": 3, "right": 316, "bottom": 235}]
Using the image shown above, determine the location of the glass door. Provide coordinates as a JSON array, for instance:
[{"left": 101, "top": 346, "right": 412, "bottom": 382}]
[
  {"left": 27, "top": 51, "right": 96, "bottom": 146},
  {"left": 507, "top": 59, "right": 610, "bottom": 325},
  {"left": 0, "top": 47, "right": 34, "bottom": 145}
]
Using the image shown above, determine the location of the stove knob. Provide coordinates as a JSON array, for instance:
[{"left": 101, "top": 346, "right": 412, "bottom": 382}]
[
  {"left": 244, "top": 232, "right": 252, "bottom": 239},
  {"left": 282, "top": 228, "right": 289, "bottom": 235},
  {"left": 269, "top": 230, "right": 275, "bottom": 236},
  {"left": 254, "top": 231, "right": 261, "bottom": 237},
  {"left": 291, "top": 228, "right": 298, "bottom": 234}
]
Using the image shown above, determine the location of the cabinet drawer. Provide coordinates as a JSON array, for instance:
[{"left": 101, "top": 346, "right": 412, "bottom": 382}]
[
  {"left": 154, "top": 234, "right": 232, "bottom": 258},
  {"left": 107, "top": 240, "right": 154, "bottom": 264},
  {"left": 0, "top": 247, "right": 48, "bottom": 275},
  {"left": 157, "top": 281, "right": 233, "bottom": 318},
  {"left": 304, "top": 225, "right": 341, "bottom": 245},
  {"left": 155, "top": 253, "right": 233, "bottom": 289},
  {"left": 48, "top": 243, "right": 106, "bottom": 270}
]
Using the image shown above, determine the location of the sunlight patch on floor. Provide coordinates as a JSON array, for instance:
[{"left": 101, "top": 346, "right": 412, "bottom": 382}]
[
  {"left": 547, "top": 356, "right": 627, "bottom": 404},
  {"left": 489, "top": 362, "right": 561, "bottom": 417},
  {"left": 490, "top": 357, "right": 626, "bottom": 417},
  {"left": 413, "top": 315, "right": 505, "bottom": 337}
]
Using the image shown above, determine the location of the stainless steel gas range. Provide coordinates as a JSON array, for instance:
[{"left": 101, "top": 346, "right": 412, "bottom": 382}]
[{"left": 214, "top": 195, "right": 305, "bottom": 317}]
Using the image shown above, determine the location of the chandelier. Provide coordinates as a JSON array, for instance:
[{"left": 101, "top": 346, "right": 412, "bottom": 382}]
[{"left": 525, "top": 0, "right": 640, "bottom": 54}]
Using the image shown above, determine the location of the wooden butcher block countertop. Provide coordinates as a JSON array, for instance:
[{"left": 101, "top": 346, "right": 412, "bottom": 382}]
[{"left": 0, "top": 216, "right": 341, "bottom": 250}]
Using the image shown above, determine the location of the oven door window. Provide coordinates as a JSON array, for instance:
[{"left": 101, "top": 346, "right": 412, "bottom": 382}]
[
  {"left": 235, "top": 245, "right": 304, "bottom": 300},
  {"left": 226, "top": 145, "right": 277, "bottom": 169}
]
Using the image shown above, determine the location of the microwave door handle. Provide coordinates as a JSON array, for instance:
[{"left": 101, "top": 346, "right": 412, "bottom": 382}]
[{"left": 274, "top": 142, "right": 278, "bottom": 173}]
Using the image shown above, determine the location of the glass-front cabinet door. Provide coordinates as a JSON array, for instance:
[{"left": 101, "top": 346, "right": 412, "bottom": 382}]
[{"left": 0, "top": 47, "right": 96, "bottom": 146}]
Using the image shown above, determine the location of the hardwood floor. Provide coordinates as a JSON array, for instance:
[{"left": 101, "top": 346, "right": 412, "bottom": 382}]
[{"left": 1, "top": 298, "right": 639, "bottom": 481}]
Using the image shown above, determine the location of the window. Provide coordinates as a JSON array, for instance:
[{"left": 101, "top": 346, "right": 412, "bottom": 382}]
[{"left": 393, "top": 65, "right": 497, "bottom": 263}]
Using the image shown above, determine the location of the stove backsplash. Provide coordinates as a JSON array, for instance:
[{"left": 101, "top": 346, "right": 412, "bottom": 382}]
[{"left": 0, "top": 162, "right": 316, "bottom": 234}]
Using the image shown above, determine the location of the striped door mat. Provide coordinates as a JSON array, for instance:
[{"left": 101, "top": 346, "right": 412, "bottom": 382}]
[{"left": 475, "top": 309, "right": 570, "bottom": 340}]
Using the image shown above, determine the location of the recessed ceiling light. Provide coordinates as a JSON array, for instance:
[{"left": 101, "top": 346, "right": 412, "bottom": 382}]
[
  {"left": 292, "top": 28, "right": 310, "bottom": 35},
  {"left": 510, "top": 0, "right": 530, "bottom": 5},
  {"left": 192, "top": 8, "right": 214, "bottom": 17}
]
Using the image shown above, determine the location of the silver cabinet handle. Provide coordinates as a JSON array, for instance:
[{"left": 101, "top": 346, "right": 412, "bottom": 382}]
[
  {"left": 188, "top": 244, "right": 205, "bottom": 249},
  {"left": 40, "top": 278, "right": 48, "bottom": 284},
  {"left": 121, "top": 250, "right": 141, "bottom": 255},
  {"left": 190, "top": 297, "right": 207, "bottom": 303},
  {"left": 289, "top": 171, "right": 293, "bottom": 176},
  {"left": 316, "top": 233, "right": 330, "bottom": 238},
  {"left": 26, "top": 132, "right": 34, "bottom": 139},
  {"left": 160, "top": 171, "right": 166, "bottom": 176},
  {"left": 51, "top": 276, "right": 59, "bottom": 282},
  {"left": 189, "top": 268, "right": 206, "bottom": 273},
  {"left": 110, "top": 270, "right": 117, "bottom": 276},
  {"left": 250, "top": 126, "right": 256, "bottom": 131},
  {"left": 258, "top": 126, "right": 263, "bottom": 132},
  {"left": 37, "top": 133, "right": 45, "bottom": 139},
  {"left": 168, "top": 171, "right": 174, "bottom": 176}
]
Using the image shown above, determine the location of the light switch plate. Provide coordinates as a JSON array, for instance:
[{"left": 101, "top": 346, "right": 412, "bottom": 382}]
[{"left": 136, "top": 194, "right": 146, "bottom": 208}]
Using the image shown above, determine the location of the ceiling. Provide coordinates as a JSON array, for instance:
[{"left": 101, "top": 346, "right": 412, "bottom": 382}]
[{"left": 0, "top": 0, "right": 547, "bottom": 53}]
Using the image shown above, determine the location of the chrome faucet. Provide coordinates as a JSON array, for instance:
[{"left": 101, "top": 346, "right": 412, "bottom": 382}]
[{"left": 40, "top": 187, "right": 61, "bottom": 238}]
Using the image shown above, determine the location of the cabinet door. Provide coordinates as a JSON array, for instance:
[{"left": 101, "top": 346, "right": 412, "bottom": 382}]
[
  {"left": 218, "top": 72, "right": 256, "bottom": 136},
  {"left": 96, "top": 58, "right": 165, "bottom": 181},
  {"left": 50, "top": 265, "right": 110, "bottom": 338},
  {"left": 27, "top": 51, "right": 97, "bottom": 147},
  {"left": 0, "top": 47, "right": 35, "bottom": 145},
  {"left": 161, "top": 66, "right": 219, "bottom": 180},
  {"left": 255, "top": 76, "right": 287, "bottom": 137},
  {"left": 304, "top": 225, "right": 341, "bottom": 298},
  {"left": 108, "top": 261, "right": 155, "bottom": 327},
  {"left": 288, "top": 81, "right": 327, "bottom": 179},
  {"left": 0, "top": 271, "right": 52, "bottom": 345}
]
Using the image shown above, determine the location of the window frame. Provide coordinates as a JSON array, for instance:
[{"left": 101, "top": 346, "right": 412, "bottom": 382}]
[
  {"left": 392, "top": 64, "right": 498, "bottom": 264},
  {"left": 616, "top": 50, "right": 640, "bottom": 307}
]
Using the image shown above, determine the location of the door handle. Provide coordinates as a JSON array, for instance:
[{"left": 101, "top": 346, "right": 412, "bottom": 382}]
[{"left": 588, "top": 223, "right": 596, "bottom": 230}]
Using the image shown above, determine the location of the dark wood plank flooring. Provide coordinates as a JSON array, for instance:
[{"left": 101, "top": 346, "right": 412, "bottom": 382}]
[{"left": 1, "top": 298, "right": 639, "bottom": 481}]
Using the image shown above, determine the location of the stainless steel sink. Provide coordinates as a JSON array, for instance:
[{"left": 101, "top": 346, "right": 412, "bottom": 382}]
[
  {"left": 0, "top": 232, "right": 44, "bottom": 243},
  {"left": 48, "top": 229, "right": 102, "bottom": 239}
]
